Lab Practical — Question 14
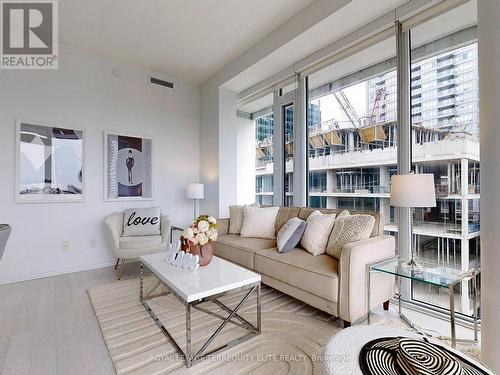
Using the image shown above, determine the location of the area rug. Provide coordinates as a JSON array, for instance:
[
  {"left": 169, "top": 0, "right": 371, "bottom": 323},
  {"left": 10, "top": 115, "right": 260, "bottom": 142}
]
[{"left": 88, "top": 277, "right": 341, "bottom": 374}]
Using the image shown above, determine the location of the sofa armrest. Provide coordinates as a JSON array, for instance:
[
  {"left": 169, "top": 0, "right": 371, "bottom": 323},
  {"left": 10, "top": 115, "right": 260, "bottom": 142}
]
[
  {"left": 338, "top": 235, "right": 395, "bottom": 323},
  {"left": 217, "top": 218, "right": 230, "bottom": 236},
  {"left": 160, "top": 215, "right": 171, "bottom": 245},
  {"left": 104, "top": 212, "right": 124, "bottom": 254}
]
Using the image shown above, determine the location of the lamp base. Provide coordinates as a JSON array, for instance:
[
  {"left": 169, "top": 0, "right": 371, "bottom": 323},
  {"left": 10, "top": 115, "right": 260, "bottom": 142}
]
[{"left": 402, "top": 256, "right": 424, "bottom": 273}]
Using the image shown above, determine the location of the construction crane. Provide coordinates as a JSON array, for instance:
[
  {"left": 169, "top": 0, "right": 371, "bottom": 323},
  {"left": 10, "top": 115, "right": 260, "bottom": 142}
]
[
  {"left": 333, "top": 86, "right": 387, "bottom": 144},
  {"left": 369, "top": 87, "right": 387, "bottom": 125},
  {"left": 333, "top": 91, "right": 362, "bottom": 128},
  {"left": 363, "top": 87, "right": 387, "bottom": 143}
]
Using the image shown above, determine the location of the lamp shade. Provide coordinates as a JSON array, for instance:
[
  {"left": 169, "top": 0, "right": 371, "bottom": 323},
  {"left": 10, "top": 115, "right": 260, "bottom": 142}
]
[
  {"left": 186, "top": 183, "right": 204, "bottom": 200},
  {"left": 390, "top": 174, "right": 436, "bottom": 207}
]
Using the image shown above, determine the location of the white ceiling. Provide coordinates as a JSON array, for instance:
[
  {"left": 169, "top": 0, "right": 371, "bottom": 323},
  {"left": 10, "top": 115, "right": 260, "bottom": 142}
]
[
  {"left": 59, "top": 0, "right": 315, "bottom": 84},
  {"left": 237, "top": 1, "right": 477, "bottom": 114},
  {"left": 225, "top": 0, "right": 408, "bottom": 92}
]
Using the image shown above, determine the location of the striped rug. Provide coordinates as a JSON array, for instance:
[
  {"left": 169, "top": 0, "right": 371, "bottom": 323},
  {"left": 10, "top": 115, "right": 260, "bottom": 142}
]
[{"left": 88, "top": 277, "right": 341, "bottom": 374}]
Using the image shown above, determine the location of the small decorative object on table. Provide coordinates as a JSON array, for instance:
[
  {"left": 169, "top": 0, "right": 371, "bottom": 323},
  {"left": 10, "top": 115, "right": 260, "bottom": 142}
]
[
  {"left": 165, "top": 240, "right": 200, "bottom": 271},
  {"left": 181, "top": 215, "right": 218, "bottom": 266}
]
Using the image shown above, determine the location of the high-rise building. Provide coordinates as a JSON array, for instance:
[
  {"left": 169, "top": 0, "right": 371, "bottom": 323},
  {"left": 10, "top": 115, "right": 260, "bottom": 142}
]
[
  {"left": 255, "top": 42, "right": 480, "bottom": 314},
  {"left": 255, "top": 103, "right": 321, "bottom": 205}
]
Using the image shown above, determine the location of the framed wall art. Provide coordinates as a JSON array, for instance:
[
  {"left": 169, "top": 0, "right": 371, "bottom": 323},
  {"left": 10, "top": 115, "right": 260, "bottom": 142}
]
[
  {"left": 16, "top": 120, "right": 85, "bottom": 203},
  {"left": 104, "top": 132, "right": 153, "bottom": 201}
]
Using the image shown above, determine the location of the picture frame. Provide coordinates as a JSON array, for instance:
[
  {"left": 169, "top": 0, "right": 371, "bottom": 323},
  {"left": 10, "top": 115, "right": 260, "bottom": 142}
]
[
  {"left": 104, "top": 131, "right": 153, "bottom": 201},
  {"left": 15, "top": 119, "right": 85, "bottom": 203}
]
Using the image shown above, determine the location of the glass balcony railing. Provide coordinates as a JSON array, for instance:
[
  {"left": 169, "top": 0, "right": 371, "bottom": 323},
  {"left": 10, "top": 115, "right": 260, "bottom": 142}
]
[
  {"left": 308, "top": 185, "right": 390, "bottom": 194},
  {"left": 255, "top": 187, "right": 273, "bottom": 193}
]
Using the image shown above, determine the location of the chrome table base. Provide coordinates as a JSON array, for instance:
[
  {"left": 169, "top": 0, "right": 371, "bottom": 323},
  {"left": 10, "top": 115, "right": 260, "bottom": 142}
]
[{"left": 139, "top": 263, "right": 261, "bottom": 368}]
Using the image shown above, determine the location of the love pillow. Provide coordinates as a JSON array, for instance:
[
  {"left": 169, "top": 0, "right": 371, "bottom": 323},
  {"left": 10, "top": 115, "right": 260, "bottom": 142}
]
[{"left": 123, "top": 207, "right": 161, "bottom": 236}]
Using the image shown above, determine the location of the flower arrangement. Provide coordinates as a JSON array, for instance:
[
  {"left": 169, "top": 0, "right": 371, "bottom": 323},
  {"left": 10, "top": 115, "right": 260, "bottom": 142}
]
[{"left": 181, "top": 215, "right": 218, "bottom": 248}]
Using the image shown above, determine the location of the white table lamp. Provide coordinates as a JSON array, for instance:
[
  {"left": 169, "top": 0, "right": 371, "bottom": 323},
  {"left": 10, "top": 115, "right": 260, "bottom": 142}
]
[
  {"left": 390, "top": 173, "right": 436, "bottom": 271},
  {"left": 186, "top": 183, "right": 204, "bottom": 219}
]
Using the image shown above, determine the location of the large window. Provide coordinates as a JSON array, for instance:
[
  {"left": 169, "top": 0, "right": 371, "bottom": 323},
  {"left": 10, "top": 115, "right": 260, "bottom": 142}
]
[
  {"left": 409, "top": 2, "right": 479, "bottom": 317},
  {"left": 255, "top": 112, "right": 274, "bottom": 205},
  {"left": 306, "top": 36, "right": 397, "bottom": 230},
  {"left": 239, "top": 90, "right": 296, "bottom": 207},
  {"left": 236, "top": 0, "right": 479, "bottom": 320},
  {"left": 284, "top": 104, "right": 294, "bottom": 206}
]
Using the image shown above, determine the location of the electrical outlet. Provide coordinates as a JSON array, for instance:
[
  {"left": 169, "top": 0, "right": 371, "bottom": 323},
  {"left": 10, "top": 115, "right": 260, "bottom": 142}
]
[
  {"left": 89, "top": 239, "right": 96, "bottom": 248},
  {"left": 61, "top": 241, "right": 70, "bottom": 251}
]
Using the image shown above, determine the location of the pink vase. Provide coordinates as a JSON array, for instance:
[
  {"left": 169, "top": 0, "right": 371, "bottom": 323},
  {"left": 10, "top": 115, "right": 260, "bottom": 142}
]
[{"left": 181, "top": 240, "right": 214, "bottom": 267}]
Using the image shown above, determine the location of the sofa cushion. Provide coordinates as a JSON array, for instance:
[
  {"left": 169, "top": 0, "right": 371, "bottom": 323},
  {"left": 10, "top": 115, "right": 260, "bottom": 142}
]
[
  {"left": 119, "top": 235, "right": 162, "bottom": 249},
  {"left": 255, "top": 247, "right": 339, "bottom": 303},
  {"left": 328, "top": 214, "right": 375, "bottom": 259},
  {"left": 275, "top": 207, "right": 301, "bottom": 234},
  {"left": 277, "top": 217, "right": 306, "bottom": 253},
  {"left": 326, "top": 210, "right": 350, "bottom": 257},
  {"left": 298, "top": 207, "right": 336, "bottom": 220},
  {"left": 298, "top": 208, "right": 381, "bottom": 237},
  {"left": 213, "top": 234, "right": 277, "bottom": 269},
  {"left": 240, "top": 206, "right": 279, "bottom": 239},
  {"left": 229, "top": 205, "right": 245, "bottom": 234},
  {"left": 300, "top": 210, "right": 336, "bottom": 256}
]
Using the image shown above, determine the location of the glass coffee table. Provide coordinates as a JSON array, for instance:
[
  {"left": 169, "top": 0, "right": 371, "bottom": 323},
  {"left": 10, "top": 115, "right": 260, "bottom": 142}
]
[{"left": 367, "top": 256, "right": 480, "bottom": 348}]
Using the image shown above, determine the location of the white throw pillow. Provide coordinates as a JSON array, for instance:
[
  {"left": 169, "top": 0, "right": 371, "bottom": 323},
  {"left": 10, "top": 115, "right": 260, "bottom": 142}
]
[
  {"left": 300, "top": 210, "right": 336, "bottom": 256},
  {"left": 229, "top": 205, "right": 245, "bottom": 234},
  {"left": 240, "top": 206, "right": 279, "bottom": 239},
  {"left": 229, "top": 203, "right": 260, "bottom": 234},
  {"left": 123, "top": 207, "right": 161, "bottom": 236},
  {"left": 277, "top": 217, "right": 306, "bottom": 253},
  {"left": 328, "top": 214, "right": 375, "bottom": 259},
  {"left": 326, "top": 210, "right": 350, "bottom": 257}
]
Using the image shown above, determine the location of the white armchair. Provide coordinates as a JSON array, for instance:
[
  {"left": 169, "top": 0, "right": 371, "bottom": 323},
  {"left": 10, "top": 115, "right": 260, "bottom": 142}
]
[{"left": 104, "top": 212, "right": 171, "bottom": 279}]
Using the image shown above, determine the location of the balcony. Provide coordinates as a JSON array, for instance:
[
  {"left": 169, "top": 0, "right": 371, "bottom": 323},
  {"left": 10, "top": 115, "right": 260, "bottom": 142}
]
[
  {"left": 384, "top": 221, "right": 479, "bottom": 240},
  {"left": 308, "top": 185, "right": 390, "bottom": 197}
]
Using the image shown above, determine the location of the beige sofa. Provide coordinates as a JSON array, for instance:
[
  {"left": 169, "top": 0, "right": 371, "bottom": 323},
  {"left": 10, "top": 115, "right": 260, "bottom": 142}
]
[{"left": 213, "top": 207, "right": 395, "bottom": 326}]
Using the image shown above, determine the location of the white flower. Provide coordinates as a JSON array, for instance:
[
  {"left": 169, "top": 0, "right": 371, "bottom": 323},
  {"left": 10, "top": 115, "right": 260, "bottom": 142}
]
[
  {"left": 208, "top": 230, "right": 218, "bottom": 241},
  {"left": 208, "top": 216, "right": 216, "bottom": 224},
  {"left": 183, "top": 227, "right": 194, "bottom": 239},
  {"left": 196, "top": 233, "right": 209, "bottom": 246},
  {"left": 193, "top": 227, "right": 200, "bottom": 234},
  {"left": 197, "top": 220, "right": 209, "bottom": 233}
]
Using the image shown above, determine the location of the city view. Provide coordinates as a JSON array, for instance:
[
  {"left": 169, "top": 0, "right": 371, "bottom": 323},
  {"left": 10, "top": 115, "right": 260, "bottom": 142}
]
[{"left": 254, "top": 42, "right": 480, "bottom": 315}]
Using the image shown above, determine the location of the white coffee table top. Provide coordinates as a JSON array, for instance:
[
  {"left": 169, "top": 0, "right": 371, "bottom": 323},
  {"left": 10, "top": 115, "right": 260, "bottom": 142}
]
[{"left": 140, "top": 253, "right": 261, "bottom": 303}]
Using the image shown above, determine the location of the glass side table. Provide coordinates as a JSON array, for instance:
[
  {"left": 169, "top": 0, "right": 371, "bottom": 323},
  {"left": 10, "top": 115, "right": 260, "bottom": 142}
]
[{"left": 367, "top": 256, "right": 480, "bottom": 348}]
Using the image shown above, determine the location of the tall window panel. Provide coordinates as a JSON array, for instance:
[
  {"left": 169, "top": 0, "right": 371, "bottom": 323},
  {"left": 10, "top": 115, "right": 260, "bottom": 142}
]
[
  {"left": 236, "top": 92, "right": 275, "bottom": 206},
  {"left": 255, "top": 112, "right": 274, "bottom": 205},
  {"left": 306, "top": 36, "right": 397, "bottom": 235},
  {"left": 409, "top": 1, "right": 479, "bottom": 317},
  {"left": 284, "top": 104, "right": 294, "bottom": 206}
]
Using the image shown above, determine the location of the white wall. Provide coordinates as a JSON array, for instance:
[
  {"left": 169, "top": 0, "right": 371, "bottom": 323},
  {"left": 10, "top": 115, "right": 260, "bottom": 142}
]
[
  {"left": 0, "top": 45, "right": 200, "bottom": 284},
  {"left": 236, "top": 117, "right": 256, "bottom": 205},
  {"left": 478, "top": 0, "right": 500, "bottom": 372},
  {"left": 199, "top": 82, "right": 220, "bottom": 218},
  {"left": 218, "top": 88, "right": 238, "bottom": 218}
]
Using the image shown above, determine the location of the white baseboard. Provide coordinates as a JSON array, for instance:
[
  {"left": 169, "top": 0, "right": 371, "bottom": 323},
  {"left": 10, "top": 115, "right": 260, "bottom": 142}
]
[{"left": 0, "top": 260, "right": 117, "bottom": 285}]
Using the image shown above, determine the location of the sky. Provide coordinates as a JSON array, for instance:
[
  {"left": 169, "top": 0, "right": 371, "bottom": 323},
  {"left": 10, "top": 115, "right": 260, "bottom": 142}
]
[{"left": 311, "top": 81, "right": 368, "bottom": 130}]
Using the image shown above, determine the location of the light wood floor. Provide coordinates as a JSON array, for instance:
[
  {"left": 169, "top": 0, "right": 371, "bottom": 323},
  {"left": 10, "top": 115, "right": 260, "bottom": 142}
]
[
  {"left": 0, "top": 262, "right": 141, "bottom": 375},
  {"left": 0, "top": 263, "right": 481, "bottom": 375}
]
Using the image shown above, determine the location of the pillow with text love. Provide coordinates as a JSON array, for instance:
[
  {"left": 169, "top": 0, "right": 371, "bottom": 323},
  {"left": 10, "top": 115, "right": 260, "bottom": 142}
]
[{"left": 122, "top": 207, "right": 161, "bottom": 236}]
